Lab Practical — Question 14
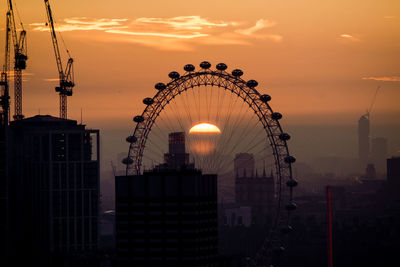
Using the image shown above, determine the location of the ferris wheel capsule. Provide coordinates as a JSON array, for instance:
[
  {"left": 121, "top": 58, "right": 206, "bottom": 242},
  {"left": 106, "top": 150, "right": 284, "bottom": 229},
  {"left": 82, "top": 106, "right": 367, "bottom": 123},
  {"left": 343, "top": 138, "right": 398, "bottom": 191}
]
[
  {"left": 133, "top": 115, "right": 144, "bottom": 123},
  {"left": 155, "top": 83, "right": 166, "bottom": 91},
  {"left": 247, "top": 80, "right": 258, "bottom": 88},
  {"left": 279, "top": 133, "right": 291, "bottom": 141},
  {"left": 232, "top": 69, "right": 243, "bottom": 77},
  {"left": 286, "top": 179, "right": 298, "bottom": 187},
  {"left": 126, "top": 135, "right": 137, "bottom": 143},
  {"left": 280, "top": 225, "right": 294, "bottom": 234},
  {"left": 260, "top": 94, "right": 271, "bottom": 103},
  {"left": 143, "top": 98, "right": 154, "bottom": 105},
  {"left": 285, "top": 202, "right": 297, "bottom": 211},
  {"left": 284, "top": 155, "right": 296, "bottom": 164},
  {"left": 122, "top": 157, "right": 133, "bottom": 165},
  {"left": 271, "top": 112, "right": 282, "bottom": 120},
  {"left": 184, "top": 64, "right": 195, "bottom": 72},
  {"left": 169, "top": 71, "right": 180, "bottom": 79},
  {"left": 216, "top": 63, "right": 227, "bottom": 71},
  {"left": 200, "top": 61, "right": 211, "bottom": 69}
]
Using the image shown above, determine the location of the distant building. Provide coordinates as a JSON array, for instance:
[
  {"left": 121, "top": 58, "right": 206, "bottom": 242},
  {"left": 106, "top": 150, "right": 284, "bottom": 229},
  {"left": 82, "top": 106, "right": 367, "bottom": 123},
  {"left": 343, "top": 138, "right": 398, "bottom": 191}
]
[
  {"left": 221, "top": 204, "right": 252, "bottom": 227},
  {"left": 234, "top": 153, "right": 255, "bottom": 178},
  {"left": 115, "top": 132, "right": 218, "bottom": 266},
  {"left": 371, "top": 137, "right": 388, "bottom": 174},
  {"left": 235, "top": 166, "right": 275, "bottom": 226},
  {"left": 7, "top": 115, "right": 100, "bottom": 266},
  {"left": 387, "top": 157, "right": 400, "bottom": 187},
  {"left": 358, "top": 114, "right": 370, "bottom": 168},
  {"left": 365, "top": 163, "right": 377, "bottom": 179}
]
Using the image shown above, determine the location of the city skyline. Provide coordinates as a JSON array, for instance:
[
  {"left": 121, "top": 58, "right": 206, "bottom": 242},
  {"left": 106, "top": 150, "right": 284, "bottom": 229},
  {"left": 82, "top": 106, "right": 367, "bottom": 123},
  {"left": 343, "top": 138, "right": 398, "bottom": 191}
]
[
  {"left": 1, "top": 2, "right": 400, "bottom": 265},
  {"left": 2, "top": 0, "right": 399, "bottom": 169},
  {"left": 1, "top": 0, "right": 399, "bottom": 124}
]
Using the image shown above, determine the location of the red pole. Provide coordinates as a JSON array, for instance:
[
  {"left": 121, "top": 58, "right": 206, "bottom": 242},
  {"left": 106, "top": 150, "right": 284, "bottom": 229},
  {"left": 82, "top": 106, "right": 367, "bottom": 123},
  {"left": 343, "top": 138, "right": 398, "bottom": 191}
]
[{"left": 326, "top": 186, "right": 333, "bottom": 267}]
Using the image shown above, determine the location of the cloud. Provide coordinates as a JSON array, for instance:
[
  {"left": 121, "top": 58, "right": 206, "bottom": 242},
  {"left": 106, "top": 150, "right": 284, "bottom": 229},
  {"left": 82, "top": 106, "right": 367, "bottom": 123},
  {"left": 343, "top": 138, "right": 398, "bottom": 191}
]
[
  {"left": 31, "top": 18, "right": 128, "bottom": 32},
  {"left": 135, "top": 16, "right": 230, "bottom": 30},
  {"left": 362, "top": 76, "right": 400, "bottom": 82},
  {"left": 43, "top": 78, "right": 60, "bottom": 82},
  {"left": 339, "top": 34, "right": 360, "bottom": 42},
  {"left": 30, "top": 16, "right": 281, "bottom": 50},
  {"left": 105, "top": 29, "right": 207, "bottom": 39},
  {"left": 2, "top": 71, "right": 34, "bottom": 81},
  {"left": 384, "top": 16, "right": 396, "bottom": 19},
  {"left": 236, "top": 19, "right": 276, "bottom": 35}
]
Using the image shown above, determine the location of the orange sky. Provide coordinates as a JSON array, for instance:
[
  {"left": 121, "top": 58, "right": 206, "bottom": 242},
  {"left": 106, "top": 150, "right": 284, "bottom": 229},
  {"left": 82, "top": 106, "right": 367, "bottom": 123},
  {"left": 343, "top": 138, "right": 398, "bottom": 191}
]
[{"left": 1, "top": 0, "right": 400, "bottom": 164}]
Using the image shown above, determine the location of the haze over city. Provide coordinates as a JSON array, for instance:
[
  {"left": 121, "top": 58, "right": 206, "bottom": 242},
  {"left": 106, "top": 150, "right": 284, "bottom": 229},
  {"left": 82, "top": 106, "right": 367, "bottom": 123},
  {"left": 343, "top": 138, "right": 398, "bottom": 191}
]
[
  {"left": 1, "top": 0, "right": 399, "bottom": 169},
  {"left": 1, "top": 1, "right": 400, "bottom": 266}
]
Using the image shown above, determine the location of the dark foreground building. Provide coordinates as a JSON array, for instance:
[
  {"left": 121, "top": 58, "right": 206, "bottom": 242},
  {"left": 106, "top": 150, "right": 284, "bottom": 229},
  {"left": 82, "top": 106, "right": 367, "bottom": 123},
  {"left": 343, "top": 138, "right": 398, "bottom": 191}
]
[
  {"left": 115, "top": 132, "right": 218, "bottom": 266},
  {"left": 7, "top": 115, "right": 100, "bottom": 266}
]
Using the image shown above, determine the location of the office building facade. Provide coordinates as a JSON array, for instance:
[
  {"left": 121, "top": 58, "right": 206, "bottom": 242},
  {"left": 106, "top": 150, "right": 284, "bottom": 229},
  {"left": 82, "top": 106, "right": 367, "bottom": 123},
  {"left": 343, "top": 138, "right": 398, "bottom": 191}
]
[
  {"left": 115, "top": 132, "right": 218, "bottom": 266},
  {"left": 7, "top": 115, "right": 100, "bottom": 266}
]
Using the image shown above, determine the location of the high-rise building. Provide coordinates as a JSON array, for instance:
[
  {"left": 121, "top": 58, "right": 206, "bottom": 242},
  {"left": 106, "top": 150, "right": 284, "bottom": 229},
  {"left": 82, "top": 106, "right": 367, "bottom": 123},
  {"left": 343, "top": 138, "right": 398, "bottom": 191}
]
[
  {"left": 163, "top": 131, "right": 190, "bottom": 170},
  {"left": 7, "top": 115, "right": 100, "bottom": 266},
  {"left": 371, "top": 137, "right": 388, "bottom": 174},
  {"left": 358, "top": 114, "right": 370, "bottom": 168},
  {"left": 115, "top": 132, "right": 218, "bottom": 266},
  {"left": 0, "top": 99, "right": 9, "bottom": 266}
]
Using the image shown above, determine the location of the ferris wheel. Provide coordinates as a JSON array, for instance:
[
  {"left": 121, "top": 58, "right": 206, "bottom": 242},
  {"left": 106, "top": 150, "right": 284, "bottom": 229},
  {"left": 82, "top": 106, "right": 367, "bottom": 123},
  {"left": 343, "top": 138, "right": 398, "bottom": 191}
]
[{"left": 123, "top": 61, "right": 298, "bottom": 265}]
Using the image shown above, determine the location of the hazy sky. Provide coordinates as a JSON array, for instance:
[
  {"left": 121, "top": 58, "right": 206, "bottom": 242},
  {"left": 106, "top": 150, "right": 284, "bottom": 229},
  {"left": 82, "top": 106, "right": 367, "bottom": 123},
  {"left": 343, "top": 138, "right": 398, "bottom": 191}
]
[{"left": 2, "top": 0, "right": 400, "bottom": 167}]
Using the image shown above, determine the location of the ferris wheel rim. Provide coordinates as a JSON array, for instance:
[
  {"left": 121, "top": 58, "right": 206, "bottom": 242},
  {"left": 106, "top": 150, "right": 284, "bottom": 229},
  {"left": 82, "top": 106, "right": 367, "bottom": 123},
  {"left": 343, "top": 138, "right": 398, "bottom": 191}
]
[{"left": 124, "top": 62, "right": 297, "bottom": 265}]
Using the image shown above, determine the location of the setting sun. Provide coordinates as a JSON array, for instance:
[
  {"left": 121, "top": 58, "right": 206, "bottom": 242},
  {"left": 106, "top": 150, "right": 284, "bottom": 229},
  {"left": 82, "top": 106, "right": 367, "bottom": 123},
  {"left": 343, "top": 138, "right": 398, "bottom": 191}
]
[{"left": 189, "top": 122, "right": 221, "bottom": 134}]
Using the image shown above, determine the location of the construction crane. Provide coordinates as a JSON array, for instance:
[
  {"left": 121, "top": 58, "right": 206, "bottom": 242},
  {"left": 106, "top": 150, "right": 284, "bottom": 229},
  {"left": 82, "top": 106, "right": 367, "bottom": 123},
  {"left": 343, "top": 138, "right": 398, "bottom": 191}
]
[
  {"left": 1, "top": 10, "right": 12, "bottom": 125},
  {"left": 366, "top": 85, "right": 381, "bottom": 119},
  {"left": 44, "top": 0, "right": 74, "bottom": 119},
  {"left": 7, "top": 0, "right": 27, "bottom": 121},
  {"left": 0, "top": 9, "right": 12, "bottom": 232}
]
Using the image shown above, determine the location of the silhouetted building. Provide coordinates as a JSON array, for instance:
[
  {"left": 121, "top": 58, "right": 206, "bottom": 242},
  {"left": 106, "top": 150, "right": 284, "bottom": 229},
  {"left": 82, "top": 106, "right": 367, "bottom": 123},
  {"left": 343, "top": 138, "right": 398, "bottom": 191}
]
[
  {"left": 115, "top": 132, "right": 218, "bottom": 266},
  {"left": 365, "top": 163, "right": 377, "bottom": 179},
  {"left": 235, "top": 167, "right": 275, "bottom": 226},
  {"left": 163, "top": 132, "right": 191, "bottom": 170},
  {"left": 371, "top": 137, "right": 388, "bottom": 174},
  {"left": 0, "top": 105, "right": 8, "bottom": 265},
  {"left": 234, "top": 153, "right": 255, "bottom": 178},
  {"left": 358, "top": 114, "right": 370, "bottom": 168},
  {"left": 7, "top": 115, "right": 100, "bottom": 266},
  {"left": 221, "top": 204, "right": 252, "bottom": 227},
  {"left": 387, "top": 157, "right": 400, "bottom": 187}
]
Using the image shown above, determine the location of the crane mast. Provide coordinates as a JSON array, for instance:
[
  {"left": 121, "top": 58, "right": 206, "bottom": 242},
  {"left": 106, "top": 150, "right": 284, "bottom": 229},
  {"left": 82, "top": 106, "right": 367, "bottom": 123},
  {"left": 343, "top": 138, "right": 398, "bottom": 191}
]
[
  {"left": 0, "top": 11, "right": 12, "bottom": 245},
  {"left": 7, "top": 0, "right": 28, "bottom": 121},
  {"left": 1, "top": 11, "right": 12, "bottom": 125},
  {"left": 44, "top": 0, "right": 74, "bottom": 119}
]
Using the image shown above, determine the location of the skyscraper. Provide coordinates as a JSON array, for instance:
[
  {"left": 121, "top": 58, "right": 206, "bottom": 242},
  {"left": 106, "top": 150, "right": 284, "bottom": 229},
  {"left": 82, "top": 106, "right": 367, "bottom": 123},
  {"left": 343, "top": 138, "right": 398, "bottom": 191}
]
[
  {"left": 358, "top": 114, "right": 370, "bottom": 168},
  {"left": 7, "top": 115, "right": 100, "bottom": 266},
  {"left": 0, "top": 98, "right": 9, "bottom": 266},
  {"left": 163, "top": 131, "right": 191, "bottom": 170},
  {"left": 115, "top": 132, "right": 218, "bottom": 266}
]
